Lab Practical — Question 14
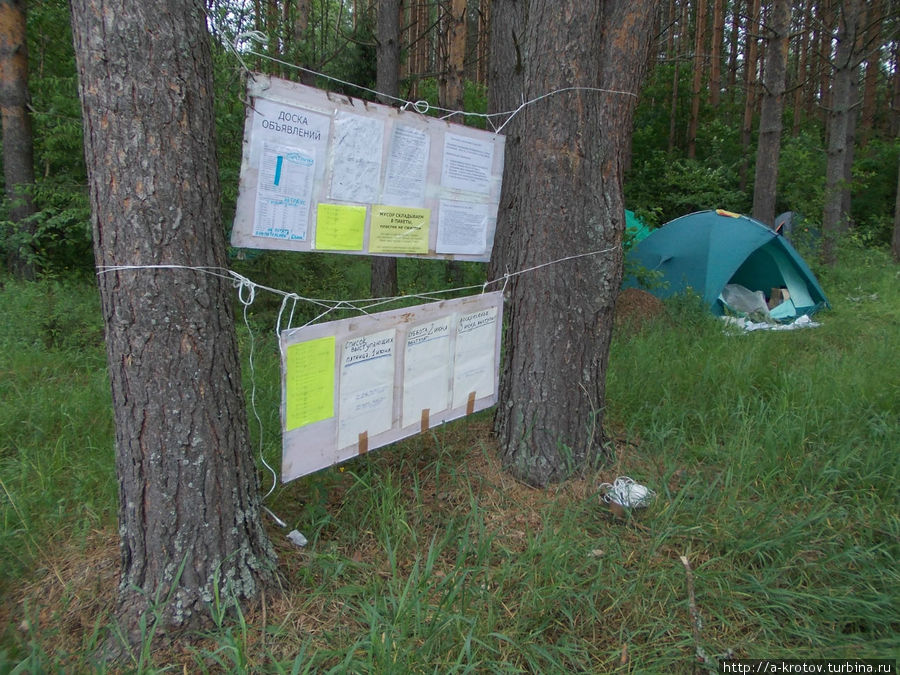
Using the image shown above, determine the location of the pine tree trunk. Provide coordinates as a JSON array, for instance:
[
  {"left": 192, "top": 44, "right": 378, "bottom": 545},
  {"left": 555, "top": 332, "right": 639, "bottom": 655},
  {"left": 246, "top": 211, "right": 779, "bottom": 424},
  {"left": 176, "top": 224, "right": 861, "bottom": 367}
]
[
  {"left": 858, "top": 0, "right": 882, "bottom": 146},
  {"left": 70, "top": 0, "right": 276, "bottom": 652},
  {"left": 752, "top": 0, "right": 790, "bottom": 226},
  {"left": 371, "top": 0, "right": 401, "bottom": 298},
  {"left": 892, "top": 153, "right": 900, "bottom": 262},
  {"left": 687, "top": 0, "right": 707, "bottom": 159},
  {"left": 709, "top": 0, "right": 724, "bottom": 107},
  {"left": 488, "top": 0, "right": 657, "bottom": 487},
  {"left": 0, "top": 0, "right": 36, "bottom": 279},
  {"left": 792, "top": 0, "right": 811, "bottom": 136},
  {"left": 822, "top": 0, "right": 862, "bottom": 263},
  {"left": 739, "top": 0, "right": 760, "bottom": 191}
]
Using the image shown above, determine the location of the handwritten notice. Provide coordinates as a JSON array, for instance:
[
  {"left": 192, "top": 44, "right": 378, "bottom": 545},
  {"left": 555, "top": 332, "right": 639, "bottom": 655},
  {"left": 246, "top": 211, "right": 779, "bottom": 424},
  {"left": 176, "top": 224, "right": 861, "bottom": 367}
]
[
  {"left": 452, "top": 307, "right": 498, "bottom": 408},
  {"left": 279, "top": 291, "right": 503, "bottom": 482},
  {"left": 315, "top": 203, "right": 366, "bottom": 251},
  {"left": 369, "top": 205, "right": 430, "bottom": 254},
  {"left": 381, "top": 124, "right": 429, "bottom": 207},
  {"left": 441, "top": 132, "right": 495, "bottom": 195},
  {"left": 330, "top": 112, "right": 384, "bottom": 203},
  {"left": 338, "top": 329, "right": 396, "bottom": 450},
  {"left": 436, "top": 200, "right": 491, "bottom": 255},
  {"left": 402, "top": 316, "right": 453, "bottom": 428},
  {"left": 253, "top": 142, "right": 316, "bottom": 241},
  {"left": 284, "top": 336, "right": 335, "bottom": 431}
]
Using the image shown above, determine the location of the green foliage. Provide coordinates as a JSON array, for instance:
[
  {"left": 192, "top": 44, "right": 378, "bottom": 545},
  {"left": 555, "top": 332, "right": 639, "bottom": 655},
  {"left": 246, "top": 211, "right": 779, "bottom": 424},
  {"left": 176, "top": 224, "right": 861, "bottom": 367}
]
[
  {"left": 776, "top": 130, "right": 827, "bottom": 227},
  {"left": 849, "top": 138, "right": 900, "bottom": 247},
  {"left": 625, "top": 150, "right": 749, "bottom": 224},
  {"left": 0, "top": 0, "right": 92, "bottom": 274}
]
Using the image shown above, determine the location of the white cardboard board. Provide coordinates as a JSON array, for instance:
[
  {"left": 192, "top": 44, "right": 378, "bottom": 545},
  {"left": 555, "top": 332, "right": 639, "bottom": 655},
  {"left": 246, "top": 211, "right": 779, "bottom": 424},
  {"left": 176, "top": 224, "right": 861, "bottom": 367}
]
[
  {"left": 232, "top": 75, "right": 506, "bottom": 262},
  {"left": 280, "top": 292, "right": 504, "bottom": 482}
]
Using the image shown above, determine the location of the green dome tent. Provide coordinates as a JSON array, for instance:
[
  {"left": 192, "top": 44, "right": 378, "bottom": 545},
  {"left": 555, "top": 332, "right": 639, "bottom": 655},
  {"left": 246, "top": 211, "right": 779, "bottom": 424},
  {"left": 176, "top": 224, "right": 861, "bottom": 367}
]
[{"left": 623, "top": 209, "right": 829, "bottom": 318}]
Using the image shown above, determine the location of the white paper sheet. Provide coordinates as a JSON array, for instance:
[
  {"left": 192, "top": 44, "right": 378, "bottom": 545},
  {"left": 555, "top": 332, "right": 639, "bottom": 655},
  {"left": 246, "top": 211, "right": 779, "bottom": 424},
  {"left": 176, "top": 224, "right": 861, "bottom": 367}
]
[
  {"left": 381, "top": 124, "right": 429, "bottom": 207},
  {"left": 280, "top": 291, "right": 503, "bottom": 483},
  {"left": 441, "top": 132, "right": 495, "bottom": 195},
  {"left": 402, "top": 316, "right": 453, "bottom": 427},
  {"left": 452, "top": 307, "right": 498, "bottom": 408},
  {"left": 338, "top": 329, "right": 396, "bottom": 449},
  {"left": 253, "top": 142, "right": 316, "bottom": 240},
  {"left": 436, "top": 200, "right": 490, "bottom": 255},
  {"left": 330, "top": 112, "right": 385, "bottom": 203}
]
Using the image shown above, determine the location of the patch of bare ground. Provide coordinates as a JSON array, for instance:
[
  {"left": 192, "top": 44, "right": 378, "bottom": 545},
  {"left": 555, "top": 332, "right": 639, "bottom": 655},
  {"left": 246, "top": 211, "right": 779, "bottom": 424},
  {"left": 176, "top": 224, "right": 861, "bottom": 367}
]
[{"left": 614, "top": 287, "right": 667, "bottom": 333}]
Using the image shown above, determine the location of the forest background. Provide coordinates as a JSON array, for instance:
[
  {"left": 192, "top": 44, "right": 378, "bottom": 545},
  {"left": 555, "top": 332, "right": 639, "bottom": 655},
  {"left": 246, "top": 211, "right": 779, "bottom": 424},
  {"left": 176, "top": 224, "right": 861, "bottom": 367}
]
[{"left": 2, "top": 0, "right": 899, "bottom": 276}]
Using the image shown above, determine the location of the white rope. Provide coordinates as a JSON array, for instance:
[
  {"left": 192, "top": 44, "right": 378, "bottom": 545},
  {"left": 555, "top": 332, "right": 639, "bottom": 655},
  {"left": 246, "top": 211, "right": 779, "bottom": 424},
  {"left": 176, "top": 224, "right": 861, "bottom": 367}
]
[
  {"left": 224, "top": 30, "right": 637, "bottom": 135},
  {"left": 97, "top": 244, "right": 618, "bottom": 513},
  {"left": 97, "top": 246, "right": 617, "bottom": 327}
]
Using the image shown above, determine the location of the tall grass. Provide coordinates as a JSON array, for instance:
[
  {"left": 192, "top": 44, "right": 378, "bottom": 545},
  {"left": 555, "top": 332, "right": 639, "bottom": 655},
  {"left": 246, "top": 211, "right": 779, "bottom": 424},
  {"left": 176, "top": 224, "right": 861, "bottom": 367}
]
[{"left": 0, "top": 244, "right": 897, "bottom": 672}]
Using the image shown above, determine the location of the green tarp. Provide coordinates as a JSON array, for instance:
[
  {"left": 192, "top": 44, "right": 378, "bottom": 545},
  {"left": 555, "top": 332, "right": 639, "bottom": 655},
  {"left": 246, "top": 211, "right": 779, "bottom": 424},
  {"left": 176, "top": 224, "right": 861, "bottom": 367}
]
[
  {"left": 625, "top": 209, "right": 652, "bottom": 245},
  {"left": 623, "top": 209, "right": 829, "bottom": 317}
]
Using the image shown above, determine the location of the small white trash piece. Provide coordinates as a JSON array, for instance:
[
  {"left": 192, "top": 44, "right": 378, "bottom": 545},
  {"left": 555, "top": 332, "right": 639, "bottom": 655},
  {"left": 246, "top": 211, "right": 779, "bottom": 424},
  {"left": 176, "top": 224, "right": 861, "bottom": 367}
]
[
  {"left": 599, "top": 476, "right": 656, "bottom": 509},
  {"left": 286, "top": 529, "right": 308, "bottom": 547}
]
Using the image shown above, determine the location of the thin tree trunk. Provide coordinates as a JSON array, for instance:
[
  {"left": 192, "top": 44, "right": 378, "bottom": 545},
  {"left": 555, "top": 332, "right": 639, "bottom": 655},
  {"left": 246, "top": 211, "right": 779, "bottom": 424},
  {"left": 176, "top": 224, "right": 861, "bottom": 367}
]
[
  {"left": 293, "top": 0, "right": 316, "bottom": 85},
  {"left": 477, "top": 0, "right": 490, "bottom": 86},
  {"left": 859, "top": 0, "right": 882, "bottom": 146},
  {"left": 892, "top": 152, "right": 900, "bottom": 262},
  {"left": 752, "top": 0, "right": 790, "bottom": 226},
  {"left": 892, "top": 42, "right": 900, "bottom": 137},
  {"left": 727, "top": 0, "right": 741, "bottom": 97},
  {"left": 0, "top": 0, "right": 36, "bottom": 279},
  {"left": 669, "top": 0, "right": 689, "bottom": 153},
  {"left": 792, "top": 0, "right": 810, "bottom": 136},
  {"left": 822, "top": 0, "right": 862, "bottom": 263},
  {"left": 687, "top": 0, "right": 707, "bottom": 159},
  {"left": 371, "top": 0, "right": 401, "bottom": 298},
  {"left": 739, "top": 0, "right": 760, "bottom": 191},
  {"left": 488, "top": 0, "right": 657, "bottom": 486},
  {"left": 709, "top": 0, "right": 723, "bottom": 107},
  {"left": 440, "top": 0, "right": 468, "bottom": 284},
  {"left": 70, "top": 0, "right": 275, "bottom": 652}
]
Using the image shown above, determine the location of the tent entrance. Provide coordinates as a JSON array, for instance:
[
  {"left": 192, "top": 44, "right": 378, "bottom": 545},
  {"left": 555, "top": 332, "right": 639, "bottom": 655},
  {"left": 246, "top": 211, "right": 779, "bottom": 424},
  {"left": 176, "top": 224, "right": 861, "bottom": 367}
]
[{"left": 729, "top": 243, "right": 816, "bottom": 313}]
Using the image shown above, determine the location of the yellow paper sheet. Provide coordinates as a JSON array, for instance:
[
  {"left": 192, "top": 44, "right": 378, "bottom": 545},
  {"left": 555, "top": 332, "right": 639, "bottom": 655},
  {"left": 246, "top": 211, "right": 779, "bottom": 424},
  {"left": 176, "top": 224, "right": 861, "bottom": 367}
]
[
  {"left": 315, "top": 203, "right": 366, "bottom": 251},
  {"left": 369, "top": 205, "right": 430, "bottom": 254},
  {"left": 284, "top": 336, "right": 335, "bottom": 431}
]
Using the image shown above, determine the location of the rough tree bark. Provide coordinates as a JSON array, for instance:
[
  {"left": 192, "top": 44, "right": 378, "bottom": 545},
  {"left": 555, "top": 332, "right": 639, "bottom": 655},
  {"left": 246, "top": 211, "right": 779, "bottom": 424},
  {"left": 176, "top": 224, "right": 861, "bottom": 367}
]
[
  {"left": 822, "top": 0, "right": 863, "bottom": 263},
  {"left": 752, "top": 0, "right": 791, "bottom": 226},
  {"left": 738, "top": 0, "right": 760, "bottom": 191},
  {"left": 687, "top": 0, "right": 707, "bottom": 159},
  {"left": 0, "top": 0, "right": 36, "bottom": 279},
  {"left": 709, "top": 0, "right": 724, "bottom": 107},
  {"left": 893, "top": 153, "right": 900, "bottom": 263},
  {"left": 440, "top": 0, "right": 468, "bottom": 285},
  {"left": 488, "top": 0, "right": 657, "bottom": 486},
  {"left": 70, "top": 0, "right": 276, "bottom": 651},
  {"left": 371, "top": 0, "right": 400, "bottom": 298}
]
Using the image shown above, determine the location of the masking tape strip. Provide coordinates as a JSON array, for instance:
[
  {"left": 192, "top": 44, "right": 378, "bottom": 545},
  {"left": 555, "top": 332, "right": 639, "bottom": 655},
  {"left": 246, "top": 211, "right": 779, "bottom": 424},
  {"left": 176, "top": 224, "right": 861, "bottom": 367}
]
[
  {"left": 357, "top": 431, "right": 368, "bottom": 455},
  {"left": 420, "top": 408, "right": 430, "bottom": 433},
  {"left": 466, "top": 391, "right": 476, "bottom": 415}
]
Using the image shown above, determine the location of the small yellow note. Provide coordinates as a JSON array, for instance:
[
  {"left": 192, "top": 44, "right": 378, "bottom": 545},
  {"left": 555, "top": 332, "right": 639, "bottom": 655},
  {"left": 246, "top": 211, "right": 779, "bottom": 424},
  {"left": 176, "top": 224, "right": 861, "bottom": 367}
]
[
  {"left": 315, "top": 203, "right": 366, "bottom": 251},
  {"left": 284, "top": 336, "right": 335, "bottom": 431},
  {"left": 369, "top": 205, "right": 430, "bottom": 254}
]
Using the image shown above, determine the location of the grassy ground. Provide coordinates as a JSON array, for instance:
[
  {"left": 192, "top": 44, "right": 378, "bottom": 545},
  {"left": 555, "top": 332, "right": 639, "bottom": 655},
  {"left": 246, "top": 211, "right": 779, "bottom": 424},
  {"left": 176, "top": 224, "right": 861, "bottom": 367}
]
[{"left": 0, "top": 245, "right": 897, "bottom": 673}]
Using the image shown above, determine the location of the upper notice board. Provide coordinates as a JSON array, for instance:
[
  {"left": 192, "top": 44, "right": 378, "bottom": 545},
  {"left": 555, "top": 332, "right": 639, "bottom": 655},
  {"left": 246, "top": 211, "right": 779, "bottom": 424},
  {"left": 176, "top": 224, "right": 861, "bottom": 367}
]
[{"left": 230, "top": 75, "right": 506, "bottom": 262}]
